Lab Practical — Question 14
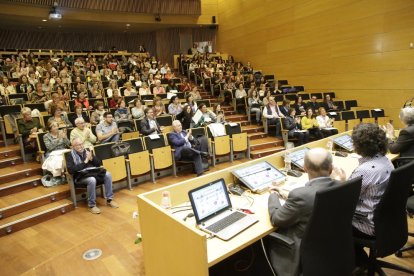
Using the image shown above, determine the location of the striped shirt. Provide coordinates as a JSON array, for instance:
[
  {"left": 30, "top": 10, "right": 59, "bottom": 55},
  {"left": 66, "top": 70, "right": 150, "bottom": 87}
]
[{"left": 349, "top": 154, "right": 394, "bottom": 235}]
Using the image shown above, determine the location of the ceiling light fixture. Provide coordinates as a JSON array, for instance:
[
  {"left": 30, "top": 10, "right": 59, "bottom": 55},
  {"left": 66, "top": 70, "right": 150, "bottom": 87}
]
[{"left": 49, "top": 2, "right": 62, "bottom": 20}]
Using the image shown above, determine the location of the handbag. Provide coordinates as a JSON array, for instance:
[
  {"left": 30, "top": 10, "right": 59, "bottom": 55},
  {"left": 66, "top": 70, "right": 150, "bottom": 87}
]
[
  {"left": 111, "top": 141, "right": 131, "bottom": 157},
  {"left": 75, "top": 167, "right": 107, "bottom": 185}
]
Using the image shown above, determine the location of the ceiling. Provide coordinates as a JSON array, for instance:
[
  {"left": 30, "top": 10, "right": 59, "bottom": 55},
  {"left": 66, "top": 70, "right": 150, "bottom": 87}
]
[{"left": 0, "top": 2, "right": 208, "bottom": 33}]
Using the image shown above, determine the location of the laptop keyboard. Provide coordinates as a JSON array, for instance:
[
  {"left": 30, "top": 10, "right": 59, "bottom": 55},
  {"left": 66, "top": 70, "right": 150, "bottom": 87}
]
[{"left": 206, "top": 212, "right": 246, "bottom": 233}]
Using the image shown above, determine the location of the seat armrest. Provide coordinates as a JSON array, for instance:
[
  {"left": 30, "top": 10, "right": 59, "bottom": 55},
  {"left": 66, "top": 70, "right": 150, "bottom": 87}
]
[{"left": 268, "top": 232, "right": 295, "bottom": 247}]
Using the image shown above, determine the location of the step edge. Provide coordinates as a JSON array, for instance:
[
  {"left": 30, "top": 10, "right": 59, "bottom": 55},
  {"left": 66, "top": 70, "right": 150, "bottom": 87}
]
[{"left": 0, "top": 191, "right": 59, "bottom": 211}]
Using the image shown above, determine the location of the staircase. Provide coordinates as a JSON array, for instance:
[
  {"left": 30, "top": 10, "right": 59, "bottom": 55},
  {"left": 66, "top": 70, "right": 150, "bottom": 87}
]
[
  {"left": 199, "top": 91, "right": 285, "bottom": 159},
  {"left": 0, "top": 143, "right": 74, "bottom": 237}
]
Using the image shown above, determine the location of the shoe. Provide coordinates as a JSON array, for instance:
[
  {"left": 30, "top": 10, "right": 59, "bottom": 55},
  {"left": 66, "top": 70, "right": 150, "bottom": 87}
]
[
  {"left": 89, "top": 206, "right": 101, "bottom": 214},
  {"left": 107, "top": 200, "right": 119, "bottom": 208},
  {"left": 197, "top": 172, "right": 204, "bottom": 177}
]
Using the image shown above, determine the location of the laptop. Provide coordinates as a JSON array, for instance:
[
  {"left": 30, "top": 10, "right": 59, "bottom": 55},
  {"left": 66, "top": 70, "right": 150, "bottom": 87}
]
[
  {"left": 232, "top": 161, "right": 286, "bottom": 193},
  {"left": 288, "top": 147, "right": 310, "bottom": 170},
  {"left": 188, "top": 178, "right": 259, "bottom": 241},
  {"left": 333, "top": 134, "right": 354, "bottom": 152}
]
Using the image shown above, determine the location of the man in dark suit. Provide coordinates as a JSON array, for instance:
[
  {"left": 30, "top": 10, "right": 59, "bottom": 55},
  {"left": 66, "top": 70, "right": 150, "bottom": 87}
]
[
  {"left": 168, "top": 120, "right": 209, "bottom": 176},
  {"left": 140, "top": 107, "right": 162, "bottom": 136},
  {"left": 267, "top": 148, "right": 338, "bottom": 276},
  {"left": 388, "top": 107, "right": 414, "bottom": 158},
  {"left": 306, "top": 96, "right": 320, "bottom": 114}
]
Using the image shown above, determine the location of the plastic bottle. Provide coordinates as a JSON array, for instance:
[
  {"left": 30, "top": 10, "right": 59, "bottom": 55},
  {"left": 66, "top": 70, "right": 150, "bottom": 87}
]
[{"left": 161, "top": 190, "right": 171, "bottom": 209}]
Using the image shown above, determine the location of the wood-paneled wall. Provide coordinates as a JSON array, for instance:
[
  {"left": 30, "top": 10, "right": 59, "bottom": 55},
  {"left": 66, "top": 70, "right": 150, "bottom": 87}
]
[{"left": 216, "top": 0, "right": 414, "bottom": 127}]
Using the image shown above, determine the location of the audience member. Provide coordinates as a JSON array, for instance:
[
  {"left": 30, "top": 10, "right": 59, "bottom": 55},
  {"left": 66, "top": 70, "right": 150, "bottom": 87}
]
[
  {"left": 263, "top": 96, "right": 284, "bottom": 137},
  {"left": 48, "top": 104, "right": 72, "bottom": 128},
  {"left": 283, "top": 108, "right": 309, "bottom": 145},
  {"left": 168, "top": 95, "right": 183, "bottom": 116},
  {"left": 140, "top": 107, "right": 163, "bottom": 135},
  {"left": 280, "top": 99, "right": 291, "bottom": 117},
  {"left": 131, "top": 98, "right": 145, "bottom": 119},
  {"left": 96, "top": 112, "right": 120, "bottom": 143},
  {"left": 306, "top": 96, "right": 320, "bottom": 114},
  {"left": 70, "top": 118, "right": 96, "bottom": 148},
  {"left": 388, "top": 107, "right": 414, "bottom": 158},
  {"left": 152, "top": 96, "right": 166, "bottom": 117},
  {"left": 90, "top": 100, "right": 107, "bottom": 125},
  {"left": 18, "top": 107, "right": 44, "bottom": 150},
  {"left": 169, "top": 120, "right": 209, "bottom": 177},
  {"left": 247, "top": 89, "right": 262, "bottom": 124},
  {"left": 301, "top": 108, "right": 323, "bottom": 139},
  {"left": 193, "top": 104, "right": 216, "bottom": 127},
  {"left": 74, "top": 91, "right": 91, "bottom": 110},
  {"left": 66, "top": 138, "right": 119, "bottom": 214},
  {"left": 316, "top": 107, "right": 338, "bottom": 137},
  {"left": 43, "top": 121, "right": 70, "bottom": 158},
  {"left": 69, "top": 104, "right": 90, "bottom": 126}
]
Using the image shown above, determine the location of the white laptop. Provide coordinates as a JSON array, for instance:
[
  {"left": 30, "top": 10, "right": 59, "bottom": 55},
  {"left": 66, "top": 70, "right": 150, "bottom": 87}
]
[{"left": 188, "top": 178, "right": 258, "bottom": 241}]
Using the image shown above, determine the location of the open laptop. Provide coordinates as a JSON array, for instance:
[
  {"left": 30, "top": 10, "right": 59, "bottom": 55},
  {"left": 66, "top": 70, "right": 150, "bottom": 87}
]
[
  {"left": 232, "top": 161, "right": 286, "bottom": 193},
  {"left": 333, "top": 134, "right": 354, "bottom": 152},
  {"left": 188, "top": 178, "right": 259, "bottom": 241},
  {"left": 288, "top": 147, "right": 310, "bottom": 170}
]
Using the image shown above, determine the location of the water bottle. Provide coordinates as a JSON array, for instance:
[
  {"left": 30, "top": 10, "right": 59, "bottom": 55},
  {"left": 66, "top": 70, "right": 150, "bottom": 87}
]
[
  {"left": 326, "top": 139, "right": 333, "bottom": 154},
  {"left": 160, "top": 190, "right": 171, "bottom": 209},
  {"left": 284, "top": 152, "right": 292, "bottom": 172}
]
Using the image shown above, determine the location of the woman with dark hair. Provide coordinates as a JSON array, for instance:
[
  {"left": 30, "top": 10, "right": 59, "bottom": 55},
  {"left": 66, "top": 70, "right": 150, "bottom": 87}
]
[
  {"left": 168, "top": 95, "right": 183, "bottom": 116},
  {"left": 193, "top": 104, "right": 216, "bottom": 127},
  {"left": 283, "top": 108, "right": 309, "bottom": 145},
  {"left": 292, "top": 96, "right": 306, "bottom": 116},
  {"left": 186, "top": 94, "right": 198, "bottom": 113},
  {"left": 43, "top": 121, "right": 70, "bottom": 158},
  {"left": 334, "top": 123, "right": 394, "bottom": 268},
  {"left": 166, "top": 79, "right": 178, "bottom": 93},
  {"left": 48, "top": 104, "right": 72, "bottom": 128},
  {"left": 177, "top": 105, "right": 194, "bottom": 130}
]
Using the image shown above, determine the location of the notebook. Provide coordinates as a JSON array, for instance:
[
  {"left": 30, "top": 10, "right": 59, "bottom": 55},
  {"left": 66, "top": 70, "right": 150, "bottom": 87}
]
[{"left": 188, "top": 178, "right": 258, "bottom": 241}]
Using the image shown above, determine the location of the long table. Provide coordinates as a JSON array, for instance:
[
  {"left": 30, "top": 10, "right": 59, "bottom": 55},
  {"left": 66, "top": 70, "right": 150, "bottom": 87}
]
[{"left": 136, "top": 131, "right": 398, "bottom": 276}]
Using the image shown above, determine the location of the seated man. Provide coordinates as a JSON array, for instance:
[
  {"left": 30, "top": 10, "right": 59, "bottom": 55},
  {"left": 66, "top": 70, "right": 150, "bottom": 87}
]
[
  {"left": 70, "top": 118, "right": 97, "bottom": 148},
  {"left": 262, "top": 96, "right": 284, "bottom": 137},
  {"left": 18, "top": 107, "right": 44, "bottom": 150},
  {"left": 388, "top": 107, "right": 414, "bottom": 158},
  {"left": 140, "top": 107, "right": 163, "bottom": 136},
  {"left": 66, "top": 138, "right": 119, "bottom": 214},
  {"left": 267, "top": 148, "right": 338, "bottom": 276},
  {"left": 96, "top": 112, "right": 120, "bottom": 143},
  {"left": 169, "top": 120, "right": 209, "bottom": 177}
]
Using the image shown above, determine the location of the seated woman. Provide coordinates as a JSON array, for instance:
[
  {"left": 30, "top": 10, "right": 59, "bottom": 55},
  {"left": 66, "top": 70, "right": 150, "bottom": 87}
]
[
  {"left": 106, "top": 80, "right": 119, "bottom": 98},
  {"left": 90, "top": 100, "right": 107, "bottom": 125},
  {"left": 316, "top": 107, "right": 338, "bottom": 137},
  {"left": 88, "top": 83, "right": 104, "bottom": 99},
  {"left": 176, "top": 104, "right": 194, "bottom": 130},
  {"left": 214, "top": 104, "right": 226, "bottom": 124},
  {"left": 42, "top": 121, "right": 70, "bottom": 178},
  {"left": 123, "top": 81, "right": 137, "bottom": 96},
  {"left": 152, "top": 96, "right": 166, "bottom": 117},
  {"left": 179, "top": 78, "right": 192, "bottom": 92},
  {"left": 69, "top": 104, "right": 90, "bottom": 126},
  {"left": 30, "top": 83, "right": 50, "bottom": 103},
  {"left": 108, "top": 90, "right": 121, "bottom": 108},
  {"left": 166, "top": 79, "right": 179, "bottom": 93},
  {"left": 131, "top": 98, "right": 145, "bottom": 120},
  {"left": 283, "top": 108, "right": 309, "bottom": 146},
  {"left": 186, "top": 94, "right": 198, "bottom": 113},
  {"left": 301, "top": 108, "right": 323, "bottom": 140},
  {"left": 248, "top": 89, "right": 262, "bottom": 124},
  {"left": 152, "top": 80, "right": 166, "bottom": 95},
  {"left": 48, "top": 104, "right": 73, "bottom": 128},
  {"left": 292, "top": 96, "right": 307, "bottom": 116},
  {"left": 74, "top": 91, "right": 91, "bottom": 110},
  {"left": 114, "top": 98, "right": 134, "bottom": 133},
  {"left": 168, "top": 95, "right": 183, "bottom": 116},
  {"left": 189, "top": 87, "right": 202, "bottom": 101},
  {"left": 193, "top": 104, "right": 216, "bottom": 127},
  {"left": 43, "top": 121, "right": 70, "bottom": 158},
  {"left": 139, "top": 82, "right": 151, "bottom": 96}
]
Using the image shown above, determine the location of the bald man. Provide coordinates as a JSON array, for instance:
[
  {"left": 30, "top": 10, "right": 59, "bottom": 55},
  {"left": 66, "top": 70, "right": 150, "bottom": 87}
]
[{"left": 267, "top": 148, "right": 339, "bottom": 276}]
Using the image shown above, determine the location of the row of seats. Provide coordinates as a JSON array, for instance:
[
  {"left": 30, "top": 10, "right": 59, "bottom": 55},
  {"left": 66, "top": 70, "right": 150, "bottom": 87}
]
[{"left": 63, "top": 124, "right": 249, "bottom": 206}]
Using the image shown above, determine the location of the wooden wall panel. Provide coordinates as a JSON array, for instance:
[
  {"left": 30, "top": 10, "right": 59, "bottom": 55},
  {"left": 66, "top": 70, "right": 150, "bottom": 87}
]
[{"left": 216, "top": 0, "right": 414, "bottom": 128}]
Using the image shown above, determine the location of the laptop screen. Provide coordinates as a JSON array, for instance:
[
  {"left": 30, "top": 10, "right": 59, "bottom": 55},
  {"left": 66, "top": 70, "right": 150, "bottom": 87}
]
[
  {"left": 232, "top": 161, "right": 286, "bottom": 192},
  {"left": 288, "top": 147, "right": 310, "bottom": 170},
  {"left": 333, "top": 134, "right": 354, "bottom": 152},
  {"left": 188, "top": 178, "right": 231, "bottom": 224}
]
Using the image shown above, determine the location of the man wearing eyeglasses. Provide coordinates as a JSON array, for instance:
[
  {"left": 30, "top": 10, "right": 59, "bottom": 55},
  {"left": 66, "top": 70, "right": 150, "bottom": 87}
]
[{"left": 67, "top": 138, "right": 119, "bottom": 214}]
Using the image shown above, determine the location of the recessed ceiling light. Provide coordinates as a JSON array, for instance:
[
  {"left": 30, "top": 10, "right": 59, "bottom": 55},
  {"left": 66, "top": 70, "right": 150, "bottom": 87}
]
[{"left": 42, "top": 19, "right": 47, "bottom": 22}]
